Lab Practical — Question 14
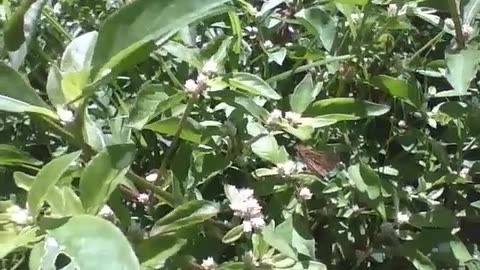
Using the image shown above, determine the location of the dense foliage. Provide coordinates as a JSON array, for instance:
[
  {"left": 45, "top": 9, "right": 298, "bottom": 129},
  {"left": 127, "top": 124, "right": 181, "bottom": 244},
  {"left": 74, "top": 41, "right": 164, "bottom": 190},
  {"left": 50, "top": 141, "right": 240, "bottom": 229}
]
[{"left": 1, "top": 0, "right": 480, "bottom": 269}]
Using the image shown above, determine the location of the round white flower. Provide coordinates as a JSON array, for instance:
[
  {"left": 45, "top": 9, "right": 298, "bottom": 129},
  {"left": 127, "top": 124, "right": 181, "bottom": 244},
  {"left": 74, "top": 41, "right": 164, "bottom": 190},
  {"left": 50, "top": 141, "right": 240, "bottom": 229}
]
[
  {"left": 7, "top": 205, "right": 32, "bottom": 225},
  {"left": 202, "top": 60, "right": 219, "bottom": 75},
  {"left": 56, "top": 106, "right": 75, "bottom": 123},
  {"left": 266, "top": 109, "right": 282, "bottom": 124},
  {"left": 276, "top": 160, "right": 297, "bottom": 176},
  {"left": 428, "top": 86, "right": 437, "bottom": 96},
  {"left": 201, "top": 257, "right": 216, "bottom": 270},
  {"left": 397, "top": 120, "right": 407, "bottom": 128},
  {"left": 299, "top": 187, "right": 313, "bottom": 200},
  {"left": 137, "top": 193, "right": 149, "bottom": 204},
  {"left": 459, "top": 167, "right": 470, "bottom": 178},
  {"left": 462, "top": 24, "right": 474, "bottom": 40},
  {"left": 98, "top": 205, "right": 114, "bottom": 218},
  {"left": 387, "top": 4, "right": 398, "bottom": 17},
  {"left": 263, "top": 40, "right": 273, "bottom": 49},
  {"left": 184, "top": 79, "right": 199, "bottom": 94},
  {"left": 285, "top": 111, "right": 302, "bottom": 125},
  {"left": 445, "top": 18, "right": 455, "bottom": 30},
  {"left": 396, "top": 211, "right": 410, "bottom": 224},
  {"left": 145, "top": 172, "right": 158, "bottom": 182}
]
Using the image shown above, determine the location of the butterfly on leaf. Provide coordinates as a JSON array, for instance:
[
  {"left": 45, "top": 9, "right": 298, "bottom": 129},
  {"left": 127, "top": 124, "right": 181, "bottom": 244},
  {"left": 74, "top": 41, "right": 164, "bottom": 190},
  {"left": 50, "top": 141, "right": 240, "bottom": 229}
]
[{"left": 294, "top": 144, "right": 339, "bottom": 177}]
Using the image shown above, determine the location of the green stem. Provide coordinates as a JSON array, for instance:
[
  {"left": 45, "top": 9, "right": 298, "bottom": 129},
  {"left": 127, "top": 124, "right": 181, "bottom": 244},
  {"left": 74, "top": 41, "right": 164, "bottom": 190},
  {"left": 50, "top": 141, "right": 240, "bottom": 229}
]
[
  {"left": 155, "top": 97, "right": 196, "bottom": 187},
  {"left": 266, "top": 55, "right": 355, "bottom": 83},
  {"left": 448, "top": 0, "right": 465, "bottom": 48},
  {"left": 406, "top": 30, "right": 444, "bottom": 66}
]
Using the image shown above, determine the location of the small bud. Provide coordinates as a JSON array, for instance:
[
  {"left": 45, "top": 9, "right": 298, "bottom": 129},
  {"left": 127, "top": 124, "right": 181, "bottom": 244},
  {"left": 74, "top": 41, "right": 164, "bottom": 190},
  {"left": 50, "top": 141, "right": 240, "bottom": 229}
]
[
  {"left": 285, "top": 111, "right": 302, "bottom": 125},
  {"left": 137, "top": 193, "right": 149, "bottom": 204},
  {"left": 462, "top": 24, "right": 474, "bottom": 39},
  {"left": 201, "top": 257, "right": 216, "bottom": 270},
  {"left": 266, "top": 109, "right": 282, "bottom": 125},
  {"left": 428, "top": 86, "right": 437, "bottom": 96},
  {"left": 459, "top": 167, "right": 470, "bottom": 178},
  {"left": 145, "top": 170, "right": 158, "bottom": 182},
  {"left": 56, "top": 106, "right": 75, "bottom": 123},
  {"left": 202, "top": 60, "right": 218, "bottom": 76},
  {"left": 98, "top": 205, "right": 114, "bottom": 219},
  {"left": 276, "top": 160, "right": 297, "bottom": 176},
  {"left": 263, "top": 40, "right": 273, "bottom": 49},
  {"left": 299, "top": 187, "right": 313, "bottom": 200},
  {"left": 398, "top": 120, "right": 407, "bottom": 128}
]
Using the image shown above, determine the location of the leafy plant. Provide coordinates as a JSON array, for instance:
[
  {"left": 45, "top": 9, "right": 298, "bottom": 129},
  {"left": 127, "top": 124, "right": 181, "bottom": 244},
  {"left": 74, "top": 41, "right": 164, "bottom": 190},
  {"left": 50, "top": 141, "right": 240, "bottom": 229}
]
[{"left": 2, "top": 0, "right": 480, "bottom": 269}]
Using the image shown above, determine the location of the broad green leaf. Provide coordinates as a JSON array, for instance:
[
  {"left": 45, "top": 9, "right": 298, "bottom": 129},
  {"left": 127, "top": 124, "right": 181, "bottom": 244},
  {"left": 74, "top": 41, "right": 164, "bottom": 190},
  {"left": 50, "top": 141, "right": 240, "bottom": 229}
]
[
  {"left": 151, "top": 200, "right": 220, "bottom": 235},
  {"left": 162, "top": 40, "right": 202, "bottom": 68},
  {"left": 262, "top": 222, "right": 298, "bottom": 259},
  {"left": 136, "top": 234, "right": 187, "bottom": 267},
  {"left": 46, "top": 65, "right": 64, "bottom": 107},
  {"left": 445, "top": 47, "right": 480, "bottom": 94},
  {"left": 144, "top": 117, "right": 203, "bottom": 143},
  {"left": 333, "top": 0, "right": 368, "bottom": 5},
  {"left": 251, "top": 134, "right": 289, "bottom": 164},
  {"left": 83, "top": 109, "right": 107, "bottom": 151},
  {"left": 127, "top": 84, "right": 169, "bottom": 129},
  {"left": 31, "top": 215, "right": 140, "bottom": 270},
  {"left": 372, "top": 75, "right": 423, "bottom": 109},
  {"left": 462, "top": 0, "right": 480, "bottom": 24},
  {"left": 348, "top": 163, "right": 381, "bottom": 201},
  {"left": 296, "top": 7, "right": 337, "bottom": 52},
  {"left": 91, "top": 0, "right": 230, "bottom": 78},
  {"left": 61, "top": 31, "right": 98, "bottom": 73},
  {"left": 15, "top": 172, "right": 84, "bottom": 216},
  {"left": 306, "top": 98, "right": 390, "bottom": 119},
  {"left": 80, "top": 144, "right": 136, "bottom": 214},
  {"left": 0, "top": 228, "right": 38, "bottom": 259},
  {"left": 27, "top": 151, "right": 82, "bottom": 217},
  {"left": 290, "top": 74, "right": 321, "bottom": 114},
  {"left": 222, "top": 225, "right": 244, "bottom": 244},
  {"left": 3, "top": 0, "right": 35, "bottom": 50},
  {"left": 276, "top": 214, "right": 315, "bottom": 258},
  {"left": 409, "top": 207, "right": 457, "bottom": 229},
  {"left": 227, "top": 72, "right": 282, "bottom": 100},
  {"left": 0, "top": 62, "right": 56, "bottom": 118},
  {"left": 0, "top": 144, "right": 41, "bottom": 166}
]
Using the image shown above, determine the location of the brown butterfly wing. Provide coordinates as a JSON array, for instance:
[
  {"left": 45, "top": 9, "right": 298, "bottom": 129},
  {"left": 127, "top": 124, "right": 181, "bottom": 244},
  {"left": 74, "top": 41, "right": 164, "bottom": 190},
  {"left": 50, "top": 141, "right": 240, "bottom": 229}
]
[{"left": 295, "top": 145, "right": 339, "bottom": 177}]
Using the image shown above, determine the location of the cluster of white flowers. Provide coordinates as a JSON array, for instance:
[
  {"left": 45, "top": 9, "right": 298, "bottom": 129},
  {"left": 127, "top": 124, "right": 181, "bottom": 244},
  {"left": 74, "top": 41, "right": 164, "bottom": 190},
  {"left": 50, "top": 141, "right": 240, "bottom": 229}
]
[
  {"left": 7, "top": 205, "right": 32, "bottom": 225},
  {"left": 396, "top": 210, "right": 411, "bottom": 224},
  {"left": 137, "top": 193, "right": 150, "bottom": 204},
  {"left": 56, "top": 106, "right": 75, "bottom": 124},
  {"left": 266, "top": 109, "right": 302, "bottom": 126},
  {"left": 462, "top": 24, "right": 475, "bottom": 40},
  {"left": 98, "top": 204, "right": 114, "bottom": 219},
  {"left": 298, "top": 187, "right": 313, "bottom": 200},
  {"left": 387, "top": 4, "right": 398, "bottom": 17},
  {"left": 226, "top": 185, "right": 265, "bottom": 232},
  {"left": 201, "top": 257, "right": 216, "bottom": 270}
]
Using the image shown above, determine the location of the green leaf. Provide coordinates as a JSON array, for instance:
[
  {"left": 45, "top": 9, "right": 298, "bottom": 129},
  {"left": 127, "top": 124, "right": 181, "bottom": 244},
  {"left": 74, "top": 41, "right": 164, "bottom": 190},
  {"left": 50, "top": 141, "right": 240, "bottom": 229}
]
[
  {"left": 409, "top": 207, "right": 457, "bottom": 229},
  {"left": 306, "top": 98, "right": 390, "bottom": 119},
  {"left": 262, "top": 221, "right": 298, "bottom": 259},
  {"left": 136, "top": 234, "right": 187, "bottom": 267},
  {"left": 80, "top": 144, "right": 136, "bottom": 214},
  {"left": 462, "top": 0, "right": 480, "bottom": 24},
  {"left": 127, "top": 83, "right": 169, "bottom": 129},
  {"left": 91, "top": 0, "right": 230, "bottom": 78},
  {"left": 222, "top": 225, "right": 244, "bottom": 244},
  {"left": 276, "top": 214, "right": 315, "bottom": 258},
  {"left": 226, "top": 72, "right": 282, "bottom": 100},
  {"left": 0, "top": 228, "right": 38, "bottom": 259},
  {"left": 0, "top": 62, "right": 56, "bottom": 118},
  {"left": 371, "top": 75, "right": 423, "bottom": 109},
  {"left": 27, "top": 151, "right": 82, "bottom": 217},
  {"left": 290, "top": 74, "right": 321, "bottom": 114},
  {"left": 251, "top": 134, "right": 289, "bottom": 164},
  {"left": 144, "top": 117, "right": 203, "bottom": 143},
  {"left": 61, "top": 31, "right": 97, "bottom": 73},
  {"left": 348, "top": 163, "right": 381, "bottom": 201},
  {"left": 0, "top": 144, "right": 41, "bottom": 166},
  {"left": 151, "top": 200, "right": 220, "bottom": 235},
  {"left": 333, "top": 0, "right": 369, "bottom": 5},
  {"left": 295, "top": 7, "right": 337, "bottom": 52},
  {"left": 3, "top": 0, "right": 35, "bottom": 51},
  {"left": 31, "top": 215, "right": 140, "bottom": 270},
  {"left": 162, "top": 41, "right": 202, "bottom": 68},
  {"left": 445, "top": 47, "right": 480, "bottom": 94}
]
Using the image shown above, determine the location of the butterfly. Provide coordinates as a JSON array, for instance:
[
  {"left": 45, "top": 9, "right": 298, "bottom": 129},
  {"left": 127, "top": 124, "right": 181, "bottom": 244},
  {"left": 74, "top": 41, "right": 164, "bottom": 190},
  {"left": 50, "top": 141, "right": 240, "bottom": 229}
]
[{"left": 294, "top": 144, "right": 339, "bottom": 177}]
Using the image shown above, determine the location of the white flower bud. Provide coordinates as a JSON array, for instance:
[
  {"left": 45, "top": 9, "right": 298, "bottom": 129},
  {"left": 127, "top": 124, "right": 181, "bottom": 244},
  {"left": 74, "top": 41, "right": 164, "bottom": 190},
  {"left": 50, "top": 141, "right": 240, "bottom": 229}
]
[
  {"left": 201, "top": 257, "right": 216, "bottom": 270},
  {"left": 387, "top": 4, "right": 398, "bottom": 17},
  {"left": 396, "top": 211, "right": 410, "bottom": 224},
  {"left": 145, "top": 171, "right": 158, "bottom": 182},
  {"left": 263, "top": 40, "right": 273, "bottom": 49},
  {"left": 285, "top": 111, "right": 302, "bottom": 125},
  {"left": 137, "top": 193, "right": 149, "bottom": 204},
  {"left": 56, "top": 106, "right": 75, "bottom": 123},
  {"left": 202, "top": 60, "right": 218, "bottom": 75},
  {"left": 398, "top": 120, "right": 407, "bottom": 128},
  {"left": 462, "top": 24, "right": 474, "bottom": 39},
  {"left": 299, "top": 187, "right": 313, "bottom": 200},
  {"left": 98, "top": 205, "right": 114, "bottom": 218}
]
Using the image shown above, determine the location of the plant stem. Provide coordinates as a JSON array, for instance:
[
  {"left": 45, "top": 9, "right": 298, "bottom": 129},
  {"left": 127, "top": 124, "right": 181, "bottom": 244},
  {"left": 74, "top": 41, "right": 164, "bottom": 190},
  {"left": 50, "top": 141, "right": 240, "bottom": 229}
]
[
  {"left": 448, "top": 0, "right": 465, "bottom": 48},
  {"left": 266, "top": 54, "right": 355, "bottom": 83},
  {"left": 155, "top": 97, "right": 196, "bottom": 187}
]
